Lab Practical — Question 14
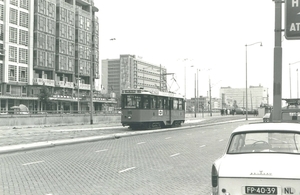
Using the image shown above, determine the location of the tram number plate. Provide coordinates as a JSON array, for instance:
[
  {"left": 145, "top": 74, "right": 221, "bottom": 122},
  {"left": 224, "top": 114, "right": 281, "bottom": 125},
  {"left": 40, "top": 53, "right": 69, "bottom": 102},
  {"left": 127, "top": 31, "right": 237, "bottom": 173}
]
[{"left": 245, "top": 186, "right": 277, "bottom": 194}]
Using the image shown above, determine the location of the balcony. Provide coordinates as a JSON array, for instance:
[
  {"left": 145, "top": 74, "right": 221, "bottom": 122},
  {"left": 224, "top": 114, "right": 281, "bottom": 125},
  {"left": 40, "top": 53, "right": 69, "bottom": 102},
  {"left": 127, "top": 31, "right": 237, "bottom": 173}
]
[
  {"left": 79, "top": 83, "right": 90, "bottom": 90},
  {"left": 33, "top": 78, "right": 55, "bottom": 87},
  {"left": 55, "top": 81, "right": 74, "bottom": 89}
]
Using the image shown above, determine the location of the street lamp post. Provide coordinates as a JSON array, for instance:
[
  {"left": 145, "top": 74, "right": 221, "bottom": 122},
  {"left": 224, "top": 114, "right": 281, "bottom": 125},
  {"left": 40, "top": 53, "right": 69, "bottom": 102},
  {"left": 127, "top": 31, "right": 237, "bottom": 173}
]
[
  {"left": 194, "top": 72, "right": 197, "bottom": 118},
  {"left": 245, "top": 42, "right": 262, "bottom": 120}
]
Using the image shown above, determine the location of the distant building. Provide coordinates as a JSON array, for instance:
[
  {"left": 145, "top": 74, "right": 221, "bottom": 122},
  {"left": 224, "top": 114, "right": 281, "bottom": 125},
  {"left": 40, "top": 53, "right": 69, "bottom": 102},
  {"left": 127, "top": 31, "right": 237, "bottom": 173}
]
[
  {"left": 186, "top": 96, "right": 221, "bottom": 113},
  {"left": 101, "top": 54, "right": 168, "bottom": 98},
  {"left": 220, "top": 85, "right": 269, "bottom": 110}
]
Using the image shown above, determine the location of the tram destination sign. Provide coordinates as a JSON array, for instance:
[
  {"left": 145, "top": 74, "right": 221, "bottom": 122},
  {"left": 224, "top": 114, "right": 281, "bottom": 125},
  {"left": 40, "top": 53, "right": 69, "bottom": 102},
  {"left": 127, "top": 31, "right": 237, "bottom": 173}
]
[{"left": 285, "top": 0, "right": 300, "bottom": 39}]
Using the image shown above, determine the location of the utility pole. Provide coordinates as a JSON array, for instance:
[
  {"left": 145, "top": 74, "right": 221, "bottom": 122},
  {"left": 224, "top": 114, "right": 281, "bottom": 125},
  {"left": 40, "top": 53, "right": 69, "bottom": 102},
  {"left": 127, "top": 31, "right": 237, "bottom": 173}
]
[
  {"left": 209, "top": 78, "right": 212, "bottom": 116},
  {"left": 272, "top": 0, "right": 282, "bottom": 122},
  {"left": 160, "top": 64, "right": 162, "bottom": 91},
  {"left": 194, "top": 73, "right": 196, "bottom": 118},
  {"left": 196, "top": 69, "right": 199, "bottom": 114}
]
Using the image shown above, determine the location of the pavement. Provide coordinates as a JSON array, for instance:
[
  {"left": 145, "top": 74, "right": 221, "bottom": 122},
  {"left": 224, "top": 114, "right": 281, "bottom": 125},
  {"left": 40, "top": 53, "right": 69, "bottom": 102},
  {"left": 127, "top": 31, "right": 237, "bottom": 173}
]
[{"left": 0, "top": 114, "right": 260, "bottom": 154}]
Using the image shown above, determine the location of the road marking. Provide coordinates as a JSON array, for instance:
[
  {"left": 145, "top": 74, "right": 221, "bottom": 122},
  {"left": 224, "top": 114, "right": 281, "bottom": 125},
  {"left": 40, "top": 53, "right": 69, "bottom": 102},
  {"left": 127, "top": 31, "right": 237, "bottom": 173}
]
[
  {"left": 22, "top": 161, "right": 44, "bottom": 166},
  {"left": 219, "top": 139, "right": 224, "bottom": 142},
  {"left": 170, "top": 153, "right": 180, "bottom": 157},
  {"left": 95, "top": 149, "right": 108, "bottom": 152},
  {"left": 165, "top": 137, "right": 172, "bottom": 140},
  {"left": 119, "top": 167, "right": 136, "bottom": 173},
  {"left": 137, "top": 142, "right": 146, "bottom": 145},
  {"left": 200, "top": 145, "right": 206, "bottom": 148}
]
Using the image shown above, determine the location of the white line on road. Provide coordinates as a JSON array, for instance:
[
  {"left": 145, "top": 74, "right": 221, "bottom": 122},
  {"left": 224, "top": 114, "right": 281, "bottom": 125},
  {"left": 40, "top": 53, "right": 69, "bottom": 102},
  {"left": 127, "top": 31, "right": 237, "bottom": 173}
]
[
  {"left": 137, "top": 142, "right": 146, "bottom": 145},
  {"left": 219, "top": 139, "right": 224, "bottom": 142},
  {"left": 95, "top": 149, "right": 108, "bottom": 152},
  {"left": 22, "top": 161, "right": 44, "bottom": 166},
  {"left": 119, "top": 167, "right": 136, "bottom": 173},
  {"left": 170, "top": 153, "right": 180, "bottom": 157},
  {"left": 165, "top": 137, "right": 172, "bottom": 140},
  {"left": 200, "top": 145, "right": 206, "bottom": 148}
]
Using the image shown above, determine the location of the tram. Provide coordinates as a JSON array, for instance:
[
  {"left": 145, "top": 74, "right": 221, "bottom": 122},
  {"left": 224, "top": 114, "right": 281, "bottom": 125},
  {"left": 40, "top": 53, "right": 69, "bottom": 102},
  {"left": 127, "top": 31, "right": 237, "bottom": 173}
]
[{"left": 121, "top": 89, "right": 185, "bottom": 129}]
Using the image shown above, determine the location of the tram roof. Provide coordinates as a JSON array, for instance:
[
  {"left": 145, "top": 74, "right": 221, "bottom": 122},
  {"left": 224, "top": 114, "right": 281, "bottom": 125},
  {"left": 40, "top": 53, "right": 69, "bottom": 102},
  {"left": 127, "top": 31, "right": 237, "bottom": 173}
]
[{"left": 121, "top": 89, "right": 184, "bottom": 98}]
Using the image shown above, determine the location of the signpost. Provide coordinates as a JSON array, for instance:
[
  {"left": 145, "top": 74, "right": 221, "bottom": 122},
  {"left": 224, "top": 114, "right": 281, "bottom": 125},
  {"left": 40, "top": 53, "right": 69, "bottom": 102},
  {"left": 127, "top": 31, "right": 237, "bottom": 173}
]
[{"left": 285, "top": 0, "right": 300, "bottom": 40}]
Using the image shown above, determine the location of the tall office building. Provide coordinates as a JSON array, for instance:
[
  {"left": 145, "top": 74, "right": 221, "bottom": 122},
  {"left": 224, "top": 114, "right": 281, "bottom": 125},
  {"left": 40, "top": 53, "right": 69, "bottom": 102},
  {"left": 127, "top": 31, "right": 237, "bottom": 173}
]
[
  {"left": 0, "top": 0, "right": 111, "bottom": 113},
  {"left": 220, "top": 85, "right": 269, "bottom": 110},
  {"left": 101, "top": 54, "right": 168, "bottom": 98}
]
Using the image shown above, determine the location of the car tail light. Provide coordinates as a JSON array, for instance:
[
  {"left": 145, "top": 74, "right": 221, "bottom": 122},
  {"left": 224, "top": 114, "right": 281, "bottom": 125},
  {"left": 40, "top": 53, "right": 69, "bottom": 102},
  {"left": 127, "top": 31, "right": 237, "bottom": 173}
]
[{"left": 212, "top": 164, "right": 218, "bottom": 187}]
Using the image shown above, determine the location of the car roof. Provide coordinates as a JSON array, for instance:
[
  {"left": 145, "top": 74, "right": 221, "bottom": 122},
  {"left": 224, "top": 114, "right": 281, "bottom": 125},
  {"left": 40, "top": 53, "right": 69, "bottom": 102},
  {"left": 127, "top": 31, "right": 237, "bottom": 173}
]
[{"left": 232, "top": 123, "right": 300, "bottom": 133}]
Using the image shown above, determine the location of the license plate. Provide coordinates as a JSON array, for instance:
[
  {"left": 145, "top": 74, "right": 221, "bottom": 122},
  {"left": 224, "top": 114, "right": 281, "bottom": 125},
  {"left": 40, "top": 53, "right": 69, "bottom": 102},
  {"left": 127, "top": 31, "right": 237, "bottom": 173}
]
[{"left": 245, "top": 186, "right": 277, "bottom": 194}]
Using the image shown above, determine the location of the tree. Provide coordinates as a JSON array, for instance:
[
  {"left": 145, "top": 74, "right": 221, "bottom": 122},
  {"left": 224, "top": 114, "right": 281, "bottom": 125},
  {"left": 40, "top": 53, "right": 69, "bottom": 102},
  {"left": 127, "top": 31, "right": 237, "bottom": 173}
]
[{"left": 38, "top": 86, "right": 52, "bottom": 111}]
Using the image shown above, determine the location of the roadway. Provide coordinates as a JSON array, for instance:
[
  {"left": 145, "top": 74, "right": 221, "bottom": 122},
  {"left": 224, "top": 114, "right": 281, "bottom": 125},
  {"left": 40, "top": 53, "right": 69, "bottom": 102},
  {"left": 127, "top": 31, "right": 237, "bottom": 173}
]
[
  {"left": 0, "top": 115, "right": 260, "bottom": 154},
  {"left": 0, "top": 118, "right": 259, "bottom": 195}
]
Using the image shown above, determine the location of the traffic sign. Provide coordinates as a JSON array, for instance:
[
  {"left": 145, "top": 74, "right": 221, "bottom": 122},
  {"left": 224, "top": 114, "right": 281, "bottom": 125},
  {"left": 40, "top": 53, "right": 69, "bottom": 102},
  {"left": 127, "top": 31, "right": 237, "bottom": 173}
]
[{"left": 285, "top": 0, "right": 300, "bottom": 39}]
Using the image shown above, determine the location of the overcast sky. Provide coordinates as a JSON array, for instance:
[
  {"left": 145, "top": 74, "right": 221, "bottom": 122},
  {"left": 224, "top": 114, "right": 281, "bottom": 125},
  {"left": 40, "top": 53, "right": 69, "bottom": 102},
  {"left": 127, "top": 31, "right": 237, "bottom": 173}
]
[{"left": 95, "top": 0, "right": 300, "bottom": 102}]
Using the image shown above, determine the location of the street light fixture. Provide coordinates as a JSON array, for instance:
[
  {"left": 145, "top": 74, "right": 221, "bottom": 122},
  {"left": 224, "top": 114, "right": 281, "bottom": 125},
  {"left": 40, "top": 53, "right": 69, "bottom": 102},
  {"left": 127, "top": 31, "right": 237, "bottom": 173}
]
[
  {"left": 289, "top": 61, "right": 300, "bottom": 98},
  {"left": 245, "top": 42, "right": 262, "bottom": 120}
]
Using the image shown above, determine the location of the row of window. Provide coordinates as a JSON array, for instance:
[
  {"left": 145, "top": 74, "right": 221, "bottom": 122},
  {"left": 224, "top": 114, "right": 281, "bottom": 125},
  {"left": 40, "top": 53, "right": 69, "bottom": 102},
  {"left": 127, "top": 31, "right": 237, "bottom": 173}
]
[
  {"left": 9, "top": 27, "right": 29, "bottom": 46},
  {"left": 59, "top": 7, "right": 75, "bottom": 25},
  {"left": 10, "top": 0, "right": 28, "bottom": 10},
  {"left": 35, "top": 15, "right": 56, "bottom": 35},
  {"left": 34, "top": 33, "right": 55, "bottom": 51},
  {"left": 37, "top": 0, "right": 55, "bottom": 19},
  {"left": 0, "top": 4, "right": 3, "bottom": 21},
  {"left": 10, "top": 8, "right": 28, "bottom": 27},
  {"left": 78, "top": 15, "right": 91, "bottom": 31},
  {"left": 58, "top": 22, "right": 75, "bottom": 41},
  {"left": 122, "top": 94, "right": 184, "bottom": 110},
  {"left": 58, "top": 55, "right": 74, "bottom": 72},
  {"left": 33, "top": 50, "right": 55, "bottom": 68},
  {"left": 78, "top": 29, "right": 92, "bottom": 45},
  {"left": 8, "top": 46, "right": 28, "bottom": 64}
]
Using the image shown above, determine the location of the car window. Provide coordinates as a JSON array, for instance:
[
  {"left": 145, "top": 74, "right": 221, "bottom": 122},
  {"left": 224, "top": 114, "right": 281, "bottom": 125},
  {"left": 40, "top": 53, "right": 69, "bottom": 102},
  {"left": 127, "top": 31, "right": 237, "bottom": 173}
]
[{"left": 228, "top": 131, "right": 300, "bottom": 154}]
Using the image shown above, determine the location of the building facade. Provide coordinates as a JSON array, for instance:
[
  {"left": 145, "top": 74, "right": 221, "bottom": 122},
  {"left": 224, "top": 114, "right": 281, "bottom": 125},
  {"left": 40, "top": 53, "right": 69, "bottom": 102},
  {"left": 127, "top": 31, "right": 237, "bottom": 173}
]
[
  {"left": 101, "top": 54, "right": 168, "bottom": 99},
  {"left": 220, "top": 85, "right": 269, "bottom": 110},
  {"left": 0, "top": 0, "right": 115, "bottom": 114}
]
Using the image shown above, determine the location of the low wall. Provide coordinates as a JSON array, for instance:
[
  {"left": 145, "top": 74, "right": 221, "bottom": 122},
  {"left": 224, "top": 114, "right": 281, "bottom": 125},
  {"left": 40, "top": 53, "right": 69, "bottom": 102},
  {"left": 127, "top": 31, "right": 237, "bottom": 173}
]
[
  {"left": 0, "top": 114, "right": 121, "bottom": 127},
  {"left": 0, "top": 112, "right": 221, "bottom": 127}
]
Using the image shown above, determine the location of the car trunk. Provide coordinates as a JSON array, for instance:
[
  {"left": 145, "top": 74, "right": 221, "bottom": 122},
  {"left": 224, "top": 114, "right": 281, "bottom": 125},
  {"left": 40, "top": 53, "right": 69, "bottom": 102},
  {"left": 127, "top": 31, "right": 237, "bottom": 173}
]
[{"left": 217, "top": 153, "right": 300, "bottom": 194}]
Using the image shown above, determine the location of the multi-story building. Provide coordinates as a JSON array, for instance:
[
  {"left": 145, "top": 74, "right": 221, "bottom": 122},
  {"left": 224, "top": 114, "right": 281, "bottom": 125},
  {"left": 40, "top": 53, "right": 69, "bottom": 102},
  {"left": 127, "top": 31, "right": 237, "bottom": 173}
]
[
  {"left": 220, "top": 85, "right": 269, "bottom": 110},
  {"left": 101, "top": 54, "right": 168, "bottom": 99},
  {"left": 0, "top": 0, "right": 115, "bottom": 114}
]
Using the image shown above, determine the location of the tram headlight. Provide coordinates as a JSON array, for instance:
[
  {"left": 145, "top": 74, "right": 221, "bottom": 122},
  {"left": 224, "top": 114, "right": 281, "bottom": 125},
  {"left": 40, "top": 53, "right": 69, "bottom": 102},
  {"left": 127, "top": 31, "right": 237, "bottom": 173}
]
[{"left": 127, "top": 116, "right": 132, "bottom": 119}]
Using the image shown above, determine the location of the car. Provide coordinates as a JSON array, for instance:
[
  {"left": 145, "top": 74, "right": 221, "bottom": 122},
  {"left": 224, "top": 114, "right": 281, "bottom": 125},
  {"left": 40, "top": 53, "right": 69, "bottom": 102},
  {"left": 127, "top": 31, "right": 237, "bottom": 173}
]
[{"left": 211, "top": 123, "right": 300, "bottom": 195}]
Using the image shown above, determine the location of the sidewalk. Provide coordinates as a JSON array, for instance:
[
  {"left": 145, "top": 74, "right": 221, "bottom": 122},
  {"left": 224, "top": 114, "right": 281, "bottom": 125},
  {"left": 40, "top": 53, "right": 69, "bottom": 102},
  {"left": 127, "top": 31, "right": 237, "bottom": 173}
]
[{"left": 0, "top": 115, "right": 255, "bottom": 154}]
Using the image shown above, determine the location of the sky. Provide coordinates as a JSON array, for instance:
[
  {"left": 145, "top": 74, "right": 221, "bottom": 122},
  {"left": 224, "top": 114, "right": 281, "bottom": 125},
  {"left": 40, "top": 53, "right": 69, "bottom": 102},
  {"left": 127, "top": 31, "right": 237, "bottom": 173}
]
[{"left": 95, "top": 0, "right": 300, "bottom": 103}]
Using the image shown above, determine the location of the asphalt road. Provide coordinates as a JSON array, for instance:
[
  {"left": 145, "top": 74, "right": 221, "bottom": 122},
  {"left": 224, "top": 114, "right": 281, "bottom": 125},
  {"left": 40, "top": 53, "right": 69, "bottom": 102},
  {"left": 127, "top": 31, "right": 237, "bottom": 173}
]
[
  {"left": 0, "top": 120, "right": 252, "bottom": 195},
  {"left": 0, "top": 115, "right": 259, "bottom": 154}
]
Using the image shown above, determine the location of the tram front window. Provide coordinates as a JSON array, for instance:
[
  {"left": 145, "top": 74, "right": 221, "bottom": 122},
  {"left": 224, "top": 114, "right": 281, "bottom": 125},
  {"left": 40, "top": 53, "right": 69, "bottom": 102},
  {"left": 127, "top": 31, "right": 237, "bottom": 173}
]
[{"left": 123, "top": 95, "right": 142, "bottom": 109}]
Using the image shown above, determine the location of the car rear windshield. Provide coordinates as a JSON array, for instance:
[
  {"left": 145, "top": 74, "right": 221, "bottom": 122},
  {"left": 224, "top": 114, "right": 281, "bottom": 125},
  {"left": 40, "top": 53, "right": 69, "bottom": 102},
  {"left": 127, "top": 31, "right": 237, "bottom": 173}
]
[{"left": 228, "top": 131, "right": 300, "bottom": 154}]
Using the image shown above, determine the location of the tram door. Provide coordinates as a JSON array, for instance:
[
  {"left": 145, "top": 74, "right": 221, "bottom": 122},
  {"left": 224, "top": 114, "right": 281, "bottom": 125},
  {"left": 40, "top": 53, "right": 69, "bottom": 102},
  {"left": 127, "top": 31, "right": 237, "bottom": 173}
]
[{"left": 169, "top": 98, "right": 172, "bottom": 123}]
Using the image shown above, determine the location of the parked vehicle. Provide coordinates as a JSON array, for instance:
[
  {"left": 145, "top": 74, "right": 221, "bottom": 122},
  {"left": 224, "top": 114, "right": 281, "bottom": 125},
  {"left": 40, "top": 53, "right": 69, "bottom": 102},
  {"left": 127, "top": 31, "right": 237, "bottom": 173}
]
[
  {"left": 121, "top": 89, "right": 185, "bottom": 129},
  {"left": 211, "top": 123, "right": 300, "bottom": 195},
  {"left": 263, "top": 98, "right": 300, "bottom": 123}
]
